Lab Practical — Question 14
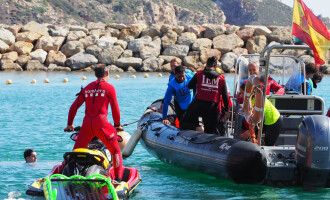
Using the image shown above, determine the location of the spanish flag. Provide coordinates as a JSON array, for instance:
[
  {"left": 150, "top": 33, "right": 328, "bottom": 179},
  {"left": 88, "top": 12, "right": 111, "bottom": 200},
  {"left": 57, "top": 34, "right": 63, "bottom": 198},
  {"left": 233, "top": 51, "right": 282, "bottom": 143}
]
[{"left": 292, "top": 0, "right": 330, "bottom": 67}]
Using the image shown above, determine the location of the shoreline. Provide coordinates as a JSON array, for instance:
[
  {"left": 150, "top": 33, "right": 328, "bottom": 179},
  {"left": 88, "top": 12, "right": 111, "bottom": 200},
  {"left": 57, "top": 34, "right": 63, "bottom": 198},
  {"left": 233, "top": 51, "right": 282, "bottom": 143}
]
[{"left": 0, "top": 21, "right": 329, "bottom": 74}]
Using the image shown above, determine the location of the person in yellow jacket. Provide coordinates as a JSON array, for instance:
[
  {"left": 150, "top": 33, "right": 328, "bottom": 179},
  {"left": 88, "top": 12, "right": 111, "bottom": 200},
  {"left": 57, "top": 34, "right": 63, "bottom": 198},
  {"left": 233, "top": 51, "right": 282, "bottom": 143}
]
[{"left": 240, "top": 82, "right": 282, "bottom": 146}]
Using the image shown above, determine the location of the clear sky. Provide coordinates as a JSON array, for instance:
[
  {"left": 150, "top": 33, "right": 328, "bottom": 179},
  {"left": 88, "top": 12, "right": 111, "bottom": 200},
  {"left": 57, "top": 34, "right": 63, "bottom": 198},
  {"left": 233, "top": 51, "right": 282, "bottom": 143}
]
[{"left": 281, "top": 0, "right": 330, "bottom": 18}]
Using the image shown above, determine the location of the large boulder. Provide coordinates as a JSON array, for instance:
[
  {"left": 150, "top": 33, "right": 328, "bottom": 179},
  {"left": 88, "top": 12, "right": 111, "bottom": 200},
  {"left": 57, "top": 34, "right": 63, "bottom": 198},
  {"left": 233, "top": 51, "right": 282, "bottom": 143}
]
[
  {"left": 161, "top": 30, "right": 178, "bottom": 49},
  {"left": 184, "top": 25, "right": 205, "bottom": 38},
  {"left": 26, "top": 60, "right": 48, "bottom": 71},
  {"left": 98, "top": 45, "right": 124, "bottom": 65},
  {"left": 177, "top": 32, "right": 197, "bottom": 48},
  {"left": 46, "top": 50, "right": 67, "bottom": 66},
  {"left": 200, "top": 49, "right": 221, "bottom": 64},
  {"left": 183, "top": 51, "right": 202, "bottom": 69},
  {"left": 116, "top": 57, "right": 143, "bottom": 71},
  {"left": 120, "top": 50, "right": 133, "bottom": 58},
  {"left": 67, "top": 31, "right": 87, "bottom": 41},
  {"left": 12, "top": 41, "right": 34, "bottom": 55},
  {"left": 140, "top": 37, "right": 161, "bottom": 60},
  {"left": 203, "top": 24, "right": 226, "bottom": 39},
  {"left": 66, "top": 52, "right": 98, "bottom": 70},
  {"left": 298, "top": 54, "right": 315, "bottom": 65},
  {"left": 0, "top": 40, "right": 9, "bottom": 53},
  {"left": 107, "top": 65, "right": 124, "bottom": 72},
  {"left": 246, "top": 35, "right": 267, "bottom": 54},
  {"left": 7, "top": 24, "right": 22, "bottom": 36},
  {"left": 61, "top": 41, "right": 84, "bottom": 57},
  {"left": 0, "top": 28, "right": 15, "bottom": 45},
  {"left": 0, "top": 60, "right": 22, "bottom": 71},
  {"left": 106, "top": 27, "right": 121, "bottom": 38},
  {"left": 163, "top": 44, "right": 189, "bottom": 58},
  {"left": 49, "top": 25, "right": 69, "bottom": 37},
  {"left": 213, "top": 33, "right": 244, "bottom": 54},
  {"left": 119, "top": 24, "right": 147, "bottom": 39},
  {"left": 127, "top": 36, "right": 152, "bottom": 52},
  {"left": 172, "top": 26, "right": 185, "bottom": 35},
  {"left": 16, "top": 31, "right": 41, "bottom": 43},
  {"left": 69, "top": 25, "right": 88, "bottom": 33},
  {"left": 192, "top": 38, "right": 212, "bottom": 51},
  {"left": 236, "top": 28, "right": 254, "bottom": 42},
  {"left": 48, "top": 63, "right": 71, "bottom": 71},
  {"left": 268, "top": 26, "right": 292, "bottom": 44},
  {"left": 114, "top": 40, "right": 128, "bottom": 50},
  {"left": 141, "top": 25, "right": 162, "bottom": 38},
  {"left": 96, "top": 36, "right": 118, "bottom": 50},
  {"left": 221, "top": 52, "right": 238, "bottom": 73},
  {"left": 244, "top": 25, "right": 271, "bottom": 36},
  {"left": 2, "top": 51, "right": 18, "bottom": 61},
  {"left": 225, "top": 25, "right": 240, "bottom": 35},
  {"left": 108, "top": 23, "right": 127, "bottom": 30},
  {"left": 35, "top": 36, "right": 65, "bottom": 52},
  {"left": 86, "top": 45, "right": 102, "bottom": 57},
  {"left": 21, "top": 21, "right": 49, "bottom": 36},
  {"left": 141, "top": 57, "right": 164, "bottom": 72},
  {"left": 16, "top": 55, "right": 32, "bottom": 66},
  {"left": 320, "top": 64, "right": 330, "bottom": 74},
  {"left": 79, "top": 35, "right": 99, "bottom": 48},
  {"left": 29, "top": 49, "right": 48, "bottom": 63}
]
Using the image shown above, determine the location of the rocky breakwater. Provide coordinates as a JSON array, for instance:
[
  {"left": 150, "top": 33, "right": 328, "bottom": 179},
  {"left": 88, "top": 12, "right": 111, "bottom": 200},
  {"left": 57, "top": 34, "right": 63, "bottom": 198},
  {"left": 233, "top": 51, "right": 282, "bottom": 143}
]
[{"left": 0, "top": 21, "right": 329, "bottom": 73}]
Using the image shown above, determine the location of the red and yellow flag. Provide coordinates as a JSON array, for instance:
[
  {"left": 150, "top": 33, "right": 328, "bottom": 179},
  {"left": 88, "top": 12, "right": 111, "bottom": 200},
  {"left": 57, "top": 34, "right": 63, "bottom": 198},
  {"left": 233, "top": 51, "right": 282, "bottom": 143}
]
[{"left": 292, "top": 0, "right": 330, "bottom": 67}]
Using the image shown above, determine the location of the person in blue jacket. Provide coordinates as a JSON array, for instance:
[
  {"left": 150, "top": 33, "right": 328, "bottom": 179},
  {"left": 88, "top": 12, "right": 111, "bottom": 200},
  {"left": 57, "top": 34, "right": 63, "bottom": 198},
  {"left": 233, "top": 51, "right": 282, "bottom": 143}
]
[
  {"left": 285, "top": 63, "right": 316, "bottom": 95},
  {"left": 163, "top": 65, "right": 193, "bottom": 125}
]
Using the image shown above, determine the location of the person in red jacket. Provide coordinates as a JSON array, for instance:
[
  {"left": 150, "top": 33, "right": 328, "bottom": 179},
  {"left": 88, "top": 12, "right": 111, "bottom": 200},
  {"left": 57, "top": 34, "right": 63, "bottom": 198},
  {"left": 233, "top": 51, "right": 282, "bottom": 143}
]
[
  {"left": 237, "top": 62, "right": 284, "bottom": 104},
  {"left": 64, "top": 64, "right": 124, "bottom": 181},
  {"left": 180, "top": 56, "right": 229, "bottom": 134}
]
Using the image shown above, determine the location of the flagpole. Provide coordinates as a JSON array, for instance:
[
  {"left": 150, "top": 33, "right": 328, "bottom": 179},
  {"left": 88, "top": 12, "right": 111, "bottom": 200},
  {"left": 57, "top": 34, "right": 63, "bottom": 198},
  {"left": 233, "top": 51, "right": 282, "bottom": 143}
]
[{"left": 291, "top": 0, "right": 296, "bottom": 44}]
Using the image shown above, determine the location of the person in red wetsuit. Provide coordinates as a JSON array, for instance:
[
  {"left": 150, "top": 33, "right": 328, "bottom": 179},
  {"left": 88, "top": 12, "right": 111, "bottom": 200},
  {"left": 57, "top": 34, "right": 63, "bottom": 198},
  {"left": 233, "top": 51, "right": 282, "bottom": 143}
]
[
  {"left": 64, "top": 64, "right": 124, "bottom": 181},
  {"left": 180, "top": 56, "right": 229, "bottom": 134},
  {"left": 326, "top": 107, "right": 330, "bottom": 118},
  {"left": 237, "top": 62, "right": 284, "bottom": 104}
]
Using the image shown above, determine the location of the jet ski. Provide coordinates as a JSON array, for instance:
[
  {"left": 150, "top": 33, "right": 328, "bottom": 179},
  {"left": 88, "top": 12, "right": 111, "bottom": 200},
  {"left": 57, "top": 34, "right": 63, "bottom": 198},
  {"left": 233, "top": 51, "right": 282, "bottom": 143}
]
[{"left": 26, "top": 127, "right": 141, "bottom": 200}]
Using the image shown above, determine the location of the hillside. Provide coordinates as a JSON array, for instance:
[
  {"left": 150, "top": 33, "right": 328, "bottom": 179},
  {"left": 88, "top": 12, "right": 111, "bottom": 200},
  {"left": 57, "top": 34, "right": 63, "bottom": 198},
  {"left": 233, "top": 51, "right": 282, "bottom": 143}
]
[
  {"left": 213, "top": 0, "right": 292, "bottom": 26},
  {"left": 0, "top": 0, "right": 328, "bottom": 27},
  {"left": 0, "top": 0, "right": 225, "bottom": 26}
]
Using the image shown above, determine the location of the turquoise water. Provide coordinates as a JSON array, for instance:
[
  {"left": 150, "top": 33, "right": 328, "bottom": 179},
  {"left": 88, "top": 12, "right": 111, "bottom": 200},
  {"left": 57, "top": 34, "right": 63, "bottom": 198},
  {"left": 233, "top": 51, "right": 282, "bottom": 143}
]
[{"left": 1, "top": 71, "right": 330, "bottom": 200}]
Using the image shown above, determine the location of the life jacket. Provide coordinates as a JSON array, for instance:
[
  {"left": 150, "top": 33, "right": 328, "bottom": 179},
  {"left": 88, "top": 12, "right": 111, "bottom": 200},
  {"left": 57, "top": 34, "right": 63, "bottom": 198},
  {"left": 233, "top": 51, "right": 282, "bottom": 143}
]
[
  {"left": 196, "top": 71, "right": 225, "bottom": 103},
  {"left": 251, "top": 97, "right": 280, "bottom": 125}
]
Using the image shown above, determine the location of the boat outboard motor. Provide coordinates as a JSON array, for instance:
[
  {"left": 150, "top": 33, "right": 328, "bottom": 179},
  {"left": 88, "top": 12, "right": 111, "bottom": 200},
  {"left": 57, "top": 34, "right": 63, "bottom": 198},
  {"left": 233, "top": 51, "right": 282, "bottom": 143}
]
[{"left": 296, "top": 115, "right": 330, "bottom": 189}]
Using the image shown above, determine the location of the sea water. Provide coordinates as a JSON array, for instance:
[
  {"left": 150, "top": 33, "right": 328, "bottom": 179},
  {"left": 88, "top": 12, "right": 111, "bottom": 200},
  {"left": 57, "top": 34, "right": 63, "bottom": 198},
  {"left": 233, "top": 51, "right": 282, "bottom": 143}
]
[{"left": 1, "top": 71, "right": 330, "bottom": 200}]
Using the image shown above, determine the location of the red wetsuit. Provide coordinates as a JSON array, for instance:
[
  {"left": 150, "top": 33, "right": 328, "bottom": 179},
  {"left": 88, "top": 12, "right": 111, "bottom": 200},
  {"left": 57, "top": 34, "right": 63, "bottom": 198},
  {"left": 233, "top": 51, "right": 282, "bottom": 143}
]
[
  {"left": 327, "top": 108, "right": 330, "bottom": 118},
  {"left": 67, "top": 78, "right": 123, "bottom": 179},
  {"left": 237, "top": 76, "right": 284, "bottom": 104}
]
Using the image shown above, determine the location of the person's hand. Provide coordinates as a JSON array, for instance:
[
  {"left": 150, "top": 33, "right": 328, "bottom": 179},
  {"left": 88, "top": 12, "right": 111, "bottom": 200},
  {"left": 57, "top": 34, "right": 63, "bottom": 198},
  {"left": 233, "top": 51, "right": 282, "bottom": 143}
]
[
  {"left": 163, "top": 119, "right": 170, "bottom": 125},
  {"left": 115, "top": 126, "right": 124, "bottom": 132},
  {"left": 225, "top": 112, "right": 230, "bottom": 120},
  {"left": 64, "top": 125, "right": 74, "bottom": 132}
]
